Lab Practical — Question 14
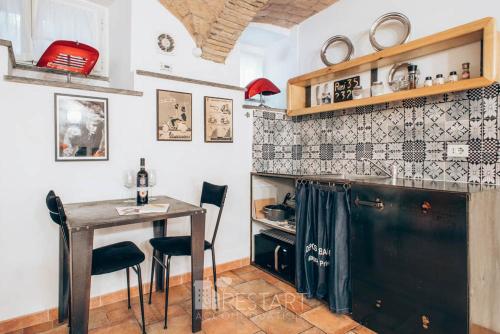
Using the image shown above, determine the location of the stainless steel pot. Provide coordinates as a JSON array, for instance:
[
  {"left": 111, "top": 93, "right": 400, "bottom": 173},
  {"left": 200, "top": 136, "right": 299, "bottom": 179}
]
[
  {"left": 263, "top": 204, "right": 291, "bottom": 221},
  {"left": 263, "top": 193, "right": 295, "bottom": 221}
]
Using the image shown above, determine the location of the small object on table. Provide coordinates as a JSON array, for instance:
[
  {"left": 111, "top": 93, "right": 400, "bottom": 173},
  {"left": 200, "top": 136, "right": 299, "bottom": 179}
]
[
  {"left": 148, "top": 169, "right": 157, "bottom": 200},
  {"left": 435, "top": 74, "right": 445, "bottom": 85},
  {"left": 371, "top": 81, "right": 384, "bottom": 97},
  {"left": 462, "top": 62, "right": 471, "bottom": 79},
  {"left": 449, "top": 71, "right": 459, "bottom": 82},
  {"left": 116, "top": 204, "right": 170, "bottom": 216},
  {"left": 123, "top": 170, "right": 136, "bottom": 202},
  {"left": 352, "top": 85, "right": 363, "bottom": 99},
  {"left": 136, "top": 158, "right": 149, "bottom": 206},
  {"left": 424, "top": 76, "right": 433, "bottom": 87},
  {"left": 407, "top": 64, "right": 419, "bottom": 89}
]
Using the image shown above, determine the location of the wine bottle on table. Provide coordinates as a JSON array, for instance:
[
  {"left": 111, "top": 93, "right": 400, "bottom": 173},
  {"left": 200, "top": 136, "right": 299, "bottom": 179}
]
[{"left": 136, "top": 158, "right": 149, "bottom": 205}]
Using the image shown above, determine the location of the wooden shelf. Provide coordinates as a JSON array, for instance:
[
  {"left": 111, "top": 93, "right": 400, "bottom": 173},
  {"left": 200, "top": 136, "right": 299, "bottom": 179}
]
[
  {"left": 288, "top": 77, "right": 492, "bottom": 116},
  {"left": 3, "top": 75, "right": 143, "bottom": 96},
  {"left": 288, "top": 17, "right": 499, "bottom": 116},
  {"left": 136, "top": 70, "right": 245, "bottom": 92},
  {"left": 252, "top": 218, "right": 296, "bottom": 235}
]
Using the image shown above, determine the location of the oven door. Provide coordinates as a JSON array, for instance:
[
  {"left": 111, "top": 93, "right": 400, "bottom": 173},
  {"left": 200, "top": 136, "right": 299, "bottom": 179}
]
[{"left": 254, "top": 234, "right": 295, "bottom": 284}]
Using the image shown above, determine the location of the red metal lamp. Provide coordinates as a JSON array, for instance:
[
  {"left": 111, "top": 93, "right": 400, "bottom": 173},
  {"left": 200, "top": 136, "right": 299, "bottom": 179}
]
[
  {"left": 36, "top": 40, "right": 100, "bottom": 82},
  {"left": 245, "top": 78, "right": 281, "bottom": 107}
]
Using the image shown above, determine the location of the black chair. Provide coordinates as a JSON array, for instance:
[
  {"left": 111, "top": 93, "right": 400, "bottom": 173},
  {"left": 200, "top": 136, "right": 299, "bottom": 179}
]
[
  {"left": 148, "top": 182, "right": 228, "bottom": 329},
  {"left": 46, "top": 191, "right": 147, "bottom": 334}
]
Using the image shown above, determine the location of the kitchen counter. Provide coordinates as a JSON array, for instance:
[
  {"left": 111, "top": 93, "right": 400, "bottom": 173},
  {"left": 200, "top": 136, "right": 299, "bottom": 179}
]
[{"left": 252, "top": 172, "right": 499, "bottom": 193}]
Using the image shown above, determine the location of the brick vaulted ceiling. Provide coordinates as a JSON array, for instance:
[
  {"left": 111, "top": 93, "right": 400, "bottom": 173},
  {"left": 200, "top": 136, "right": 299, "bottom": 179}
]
[{"left": 158, "top": 0, "right": 338, "bottom": 63}]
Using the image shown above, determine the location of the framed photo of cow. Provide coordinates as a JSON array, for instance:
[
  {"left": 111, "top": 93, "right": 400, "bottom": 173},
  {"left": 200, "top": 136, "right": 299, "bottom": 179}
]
[
  {"left": 204, "top": 96, "right": 233, "bottom": 143},
  {"left": 54, "top": 93, "right": 109, "bottom": 161},
  {"left": 157, "top": 89, "right": 192, "bottom": 141}
]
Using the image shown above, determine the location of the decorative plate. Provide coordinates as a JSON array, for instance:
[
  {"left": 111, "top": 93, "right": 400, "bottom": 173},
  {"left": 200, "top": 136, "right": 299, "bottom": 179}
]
[{"left": 157, "top": 33, "right": 175, "bottom": 53}]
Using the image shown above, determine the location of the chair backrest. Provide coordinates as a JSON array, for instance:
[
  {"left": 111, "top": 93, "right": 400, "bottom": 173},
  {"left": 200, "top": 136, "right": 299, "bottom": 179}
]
[
  {"left": 46, "top": 190, "right": 69, "bottom": 248},
  {"left": 200, "top": 182, "right": 228, "bottom": 245}
]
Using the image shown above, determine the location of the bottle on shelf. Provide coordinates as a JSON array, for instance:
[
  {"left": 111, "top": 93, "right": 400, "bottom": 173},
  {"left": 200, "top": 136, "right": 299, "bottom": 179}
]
[
  {"left": 136, "top": 158, "right": 149, "bottom": 206},
  {"left": 407, "top": 64, "right": 419, "bottom": 89},
  {"left": 462, "top": 63, "right": 471, "bottom": 80}
]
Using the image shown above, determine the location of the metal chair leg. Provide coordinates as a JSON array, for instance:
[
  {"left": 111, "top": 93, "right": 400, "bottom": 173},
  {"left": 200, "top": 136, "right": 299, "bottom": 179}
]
[
  {"left": 163, "top": 256, "right": 171, "bottom": 329},
  {"left": 148, "top": 253, "right": 155, "bottom": 304},
  {"left": 126, "top": 267, "right": 131, "bottom": 309},
  {"left": 136, "top": 265, "right": 147, "bottom": 334},
  {"left": 211, "top": 247, "right": 218, "bottom": 310}
]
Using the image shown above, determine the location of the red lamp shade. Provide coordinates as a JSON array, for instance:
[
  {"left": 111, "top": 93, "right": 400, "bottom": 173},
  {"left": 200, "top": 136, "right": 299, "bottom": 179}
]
[
  {"left": 245, "top": 78, "right": 281, "bottom": 100},
  {"left": 36, "top": 40, "right": 100, "bottom": 75}
]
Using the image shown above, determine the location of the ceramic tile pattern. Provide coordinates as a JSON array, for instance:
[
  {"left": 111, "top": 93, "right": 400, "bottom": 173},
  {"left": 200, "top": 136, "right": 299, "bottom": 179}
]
[
  {"left": 6, "top": 266, "right": 372, "bottom": 334},
  {"left": 253, "top": 84, "right": 500, "bottom": 185}
]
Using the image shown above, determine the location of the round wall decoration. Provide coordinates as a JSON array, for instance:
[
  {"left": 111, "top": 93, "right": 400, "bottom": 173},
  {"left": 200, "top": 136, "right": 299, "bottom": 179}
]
[
  {"left": 320, "top": 35, "right": 354, "bottom": 67},
  {"left": 157, "top": 33, "right": 175, "bottom": 53},
  {"left": 369, "top": 12, "right": 411, "bottom": 51}
]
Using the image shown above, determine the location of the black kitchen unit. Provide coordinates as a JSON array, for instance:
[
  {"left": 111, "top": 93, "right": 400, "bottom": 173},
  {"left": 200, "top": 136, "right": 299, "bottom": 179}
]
[
  {"left": 250, "top": 173, "right": 500, "bottom": 334},
  {"left": 350, "top": 181, "right": 500, "bottom": 334}
]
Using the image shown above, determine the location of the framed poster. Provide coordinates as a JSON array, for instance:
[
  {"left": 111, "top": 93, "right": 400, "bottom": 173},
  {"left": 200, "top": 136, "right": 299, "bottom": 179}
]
[
  {"left": 204, "top": 96, "right": 233, "bottom": 143},
  {"left": 157, "top": 89, "right": 192, "bottom": 141},
  {"left": 310, "top": 81, "right": 333, "bottom": 106},
  {"left": 54, "top": 93, "right": 108, "bottom": 161}
]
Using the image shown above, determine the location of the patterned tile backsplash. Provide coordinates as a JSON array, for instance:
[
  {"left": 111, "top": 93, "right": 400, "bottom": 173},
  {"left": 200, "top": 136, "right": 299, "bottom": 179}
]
[{"left": 252, "top": 84, "right": 500, "bottom": 185}]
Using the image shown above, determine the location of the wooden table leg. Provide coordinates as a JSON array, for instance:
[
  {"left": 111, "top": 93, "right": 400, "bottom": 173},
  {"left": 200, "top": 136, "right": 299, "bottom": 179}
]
[
  {"left": 69, "top": 229, "right": 94, "bottom": 334},
  {"left": 58, "top": 229, "right": 70, "bottom": 323},
  {"left": 191, "top": 211, "right": 205, "bottom": 333},
  {"left": 153, "top": 219, "right": 166, "bottom": 291}
]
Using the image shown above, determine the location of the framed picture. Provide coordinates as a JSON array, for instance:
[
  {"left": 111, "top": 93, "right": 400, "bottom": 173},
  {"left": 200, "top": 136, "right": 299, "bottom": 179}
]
[
  {"left": 311, "top": 81, "right": 333, "bottom": 106},
  {"left": 157, "top": 89, "right": 192, "bottom": 141},
  {"left": 204, "top": 96, "right": 233, "bottom": 143},
  {"left": 54, "top": 93, "right": 108, "bottom": 161}
]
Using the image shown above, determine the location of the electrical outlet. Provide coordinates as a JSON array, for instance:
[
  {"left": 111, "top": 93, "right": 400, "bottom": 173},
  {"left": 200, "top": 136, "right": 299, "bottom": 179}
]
[
  {"left": 447, "top": 144, "right": 469, "bottom": 158},
  {"left": 160, "top": 63, "right": 172, "bottom": 72}
]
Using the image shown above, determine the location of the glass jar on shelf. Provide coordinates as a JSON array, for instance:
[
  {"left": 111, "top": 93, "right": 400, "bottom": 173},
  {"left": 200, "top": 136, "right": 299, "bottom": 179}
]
[
  {"left": 352, "top": 85, "right": 363, "bottom": 100},
  {"left": 371, "top": 81, "right": 384, "bottom": 97}
]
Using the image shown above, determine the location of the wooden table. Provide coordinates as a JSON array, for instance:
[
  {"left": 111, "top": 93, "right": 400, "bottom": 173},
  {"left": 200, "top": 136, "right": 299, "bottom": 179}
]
[{"left": 58, "top": 196, "right": 206, "bottom": 334}]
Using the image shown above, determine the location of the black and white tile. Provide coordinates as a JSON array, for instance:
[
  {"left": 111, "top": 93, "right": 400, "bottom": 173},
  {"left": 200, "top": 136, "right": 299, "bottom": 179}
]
[{"left": 252, "top": 84, "right": 500, "bottom": 185}]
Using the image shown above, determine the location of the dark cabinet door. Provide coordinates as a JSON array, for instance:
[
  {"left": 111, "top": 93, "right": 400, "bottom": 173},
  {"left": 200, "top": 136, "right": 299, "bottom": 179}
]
[
  {"left": 350, "top": 185, "right": 468, "bottom": 334},
  {"left": 254, "top": 234, "right": 295, "bottom": 284}
]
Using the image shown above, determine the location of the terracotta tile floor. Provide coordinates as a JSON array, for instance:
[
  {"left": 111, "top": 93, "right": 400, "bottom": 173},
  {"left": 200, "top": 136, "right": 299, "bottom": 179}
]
[{"left": 10, "top": 266, "right": 375, "bottom": 334}]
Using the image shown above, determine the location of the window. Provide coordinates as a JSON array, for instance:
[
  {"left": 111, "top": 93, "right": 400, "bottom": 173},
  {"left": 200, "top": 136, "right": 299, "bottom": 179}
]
[
  {"left": 0, "top": 0, "right": 31, "bottom": 59},
  {"left": 0, "top": 0, "right": 108, "bottom": 74},
  {"left": 240, "top": 50, "right": 264, "bottom": 88}
]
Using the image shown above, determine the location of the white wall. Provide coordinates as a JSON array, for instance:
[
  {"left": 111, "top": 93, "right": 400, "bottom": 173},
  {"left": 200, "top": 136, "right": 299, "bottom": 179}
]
[
  {"left": 0, "top": 0, "right": 251, "bottom": 321},
  {"left": 108, "top": 0, "right": 133, "bottom": 88},
  {"left": 130, "top": 0, "right": 241, "bottom": 86},
  {"left": 262, "top": 27, "right": 299, "bottom": 109},
  {"left": 298, "top": 0, "right": 500, "bottom": 74}
]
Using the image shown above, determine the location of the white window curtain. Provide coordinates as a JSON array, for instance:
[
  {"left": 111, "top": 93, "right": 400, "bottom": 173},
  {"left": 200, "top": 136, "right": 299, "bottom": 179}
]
[
  {"left": 32, "top": 0, "right": 105, "bottom": 72},
  {"left": 0, "top": 0, "right": 31, "bottom": 60}
]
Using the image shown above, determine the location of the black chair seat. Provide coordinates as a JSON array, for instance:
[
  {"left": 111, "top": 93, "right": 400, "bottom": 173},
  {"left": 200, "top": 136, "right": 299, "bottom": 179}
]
[
  {"left": 149, "top": 236, "right": 211, "bottom": 256},
  {"left": 92, "top": 241, "right": 145, "bottom": 275}
]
